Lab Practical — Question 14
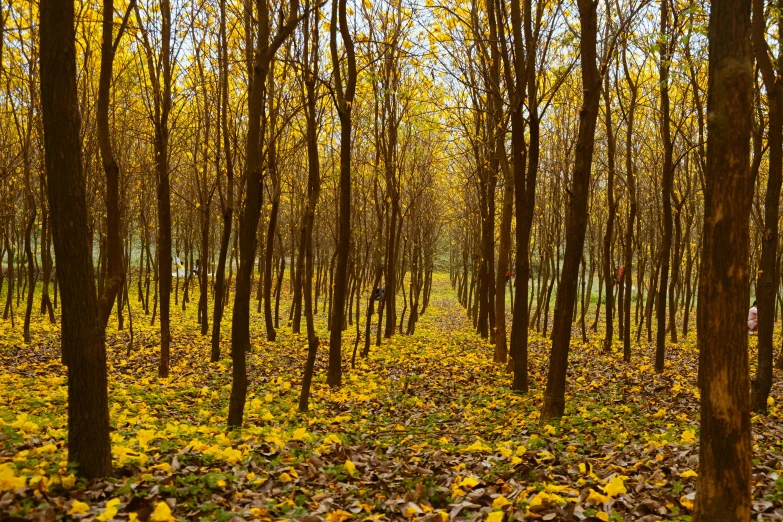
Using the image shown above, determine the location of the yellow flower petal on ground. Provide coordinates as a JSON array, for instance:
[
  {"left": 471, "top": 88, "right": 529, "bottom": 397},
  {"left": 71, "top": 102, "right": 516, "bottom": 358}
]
[
  {"left": 325, "top": 509, "right": 354, "bottom": 522},
  {"left": 492, "top": 496, "right": 511, "bottom": 509},
  {"left": 97, "top": 498, "right": 122, "bottom": 521},
  {"left": 67, "top": 500, "right": 90, "bottom": 515},
  {"left": 150, "top": 501, "right": 174, "bottom": 522},
  {"left": 486, "top": 511, "right": 504, "bottom": 522},
  {"left": 0, "top": 463, "right": 26, "bottom": 491},
  {"left": 292, "top": 427, "right": 310, "bottom": 441},
  {"left": 601, "top": 475, "right": 626, "bottom": 497},
  {"left": 323, "top": 434, "right": 342, "bottom": 445},
  {"left": 586, "top": 489, "right": 611, "bottom": 504},
  {"left": 61, "top": 473, "right": 76, "bottom": 489},
  {"left": 459, "top": 475, "right": 479, "bottom": 488},
  {"left": 681, "top": 429, "right": 696, "bottom": 444}
]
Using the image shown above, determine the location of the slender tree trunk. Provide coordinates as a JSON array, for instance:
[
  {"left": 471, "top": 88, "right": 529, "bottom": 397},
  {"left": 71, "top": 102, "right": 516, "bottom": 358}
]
[
  {"left": 602, "top": 72, "right": 617, "bottom": 352},
  {"left": 622, "top": 46, "right": 637, "bottom": 361},
  {"left": 227, "top": 0, "right": 299, "bottom": 427},
  {"left": 751, "top": 0, "right": 782, "bottom": 409},
  {"left": 655, "top": 0, "right": 674, "bottom": 373},
  {"left": 327, "top": 0, "right": 356, "bottom": 387},
  {"left": 23, "top": 205, "right": 36, "bottom": 343},
  {"left": 542, "top": 0, "right": 599, "bottom": 419}
]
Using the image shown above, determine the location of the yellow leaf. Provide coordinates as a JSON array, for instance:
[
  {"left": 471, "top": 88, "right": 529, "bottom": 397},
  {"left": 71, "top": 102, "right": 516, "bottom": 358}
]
[
  {"left": 0, "top": 463, "right": 26, "bottom": 491},
  {"left": 323, "top": 434, "right": 342, "bottom": 445},
  {"left": 403, "top": 502, "right": 422, "bottom": 517},
  {"left": 526, "top": 491, "right": 567, "bottom": 512},
  {"left": 596, "top": 511, "right": 610, "bottom": 522},
  {"left": 486, "top": 511, "right": 504, "bottom": 522},
  {"left": 279, "top": 472, "right": 292, "bottom": 482},
  {"left": 464, "top": 440, "right": 492, "bottom": 452},
  {"left": 680, "top": 469, "right": 698, "bottom": 478},
  {"left": 586, "top": 489, "right": 611, "bottom": 504},
  {"left": 601, "top": 476, "right": 627, "bottom": 497},
  {"left": 150, "top": 501, "right": 174, "bottom": 521},
  {"left": 61, "top": 473, "right": 76, "bottom": 489},
  {"left": 250, "top": 507, "right": 269, "bottom": 518},
  {"left": 326, "top": 509, "right": 354, "bottom": 522},
  {"left": 68, "top": 500, "right": 90, "bottom": 515},
  {"left": 492, "top": 496, "right": 511, "bottom": 508},
  {"left": 459, "top": 476, "right": 479, "bottom": 488},
  {"left": 681, "top": 429, "right": 696, "bottom": 444},
  {"left": 97, "top": 498, "right": 122, "bottom": 521},
  {"left": 292, "top": 427, "right": 310, "bottom": 441},
  {"left": 345, "top": 459, "right": 358, "bottom": 477}
]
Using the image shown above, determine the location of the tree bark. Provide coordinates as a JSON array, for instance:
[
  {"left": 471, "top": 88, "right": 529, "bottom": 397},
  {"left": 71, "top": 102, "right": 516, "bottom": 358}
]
[
  {"left": 227, "top": 0, "right": 299, "bottom": 427},
  {"left": 750, "top": 0, "right": 782, "bottom": 412},
  {"left": 541, "top": 0, "right": 599, "bottom": 419},
  {"left": 655, "top": 0, "right": 674, "bottom": 373},
  {"left": 40, "top": 0, "right": 112, "bottom": 477},
  {"left": 693, "top": 0, "right": 753, "bottom": 517},
  {"left": 327, "top": 0, "right": 356, "bottom": 387}
]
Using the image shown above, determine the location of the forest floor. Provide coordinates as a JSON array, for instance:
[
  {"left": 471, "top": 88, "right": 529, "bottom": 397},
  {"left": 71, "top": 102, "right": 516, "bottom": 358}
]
[{"left": 2, "top": 274, "right": 783, "bottom": 522}]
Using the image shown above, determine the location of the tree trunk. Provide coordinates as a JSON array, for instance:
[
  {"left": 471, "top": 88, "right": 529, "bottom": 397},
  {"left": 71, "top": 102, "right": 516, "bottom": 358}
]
[
  {"left": 602, "top": 71, "right": 617, "bottom": 353},
  {"left": 40, "top": 0, "right": 112, "bottom": 477},
  {"left": 694, "top": 0, "right": 752, "bottom": 517},
  {"left": 541, "top": 0, "right": 599, "bottom": 419},
  {"left": 655, "top": 0, "right": 674, "bottom": 373},
  {"left": 751, "top": 0, "right": 782, "bottom": 411},
  {"left": 228, "top": 0, "right": 299, "bottom": 427},
  {"left": 327, "top": 0, "right": 356, "bottom": 387}
]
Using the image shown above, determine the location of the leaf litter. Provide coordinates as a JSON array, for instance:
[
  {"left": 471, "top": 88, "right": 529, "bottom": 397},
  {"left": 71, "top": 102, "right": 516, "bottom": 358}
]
[{"left": 2, "top": 274, "right": 783, "bottom": 521}]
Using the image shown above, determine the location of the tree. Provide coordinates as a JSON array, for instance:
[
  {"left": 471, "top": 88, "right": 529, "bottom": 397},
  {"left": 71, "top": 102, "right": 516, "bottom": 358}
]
[
  {"left": 97, "top": 0, "right": 135, "bottom": 331},
  {"left": 541, "top": 0, "right": 601, "bottom": 419},
  {"left": 693, "top": 0, "right": 753, "bottom": 517},
  {"left": 655, "top": 0, "right": 676, "bottom": 372},
  {"left": 227, "top": 0, "right": 300, "bottom": 428},
  {"left": 327, "top": 0, "right": 357, "bottom": 387},
  {"left": 39, "top": 0, "right": 111, "bottom": 478},
  {"left": 210, "top": 0, "right": 234, "bottom": 361},
  {"left": 298, "top": 0, "right": 322, "bottom": 410},
  {"left": 135, "top": 0, "right": 174, "bottom": 377},
  {"left": 750, "top": 0, "right": 782, "bottom": 412}
]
